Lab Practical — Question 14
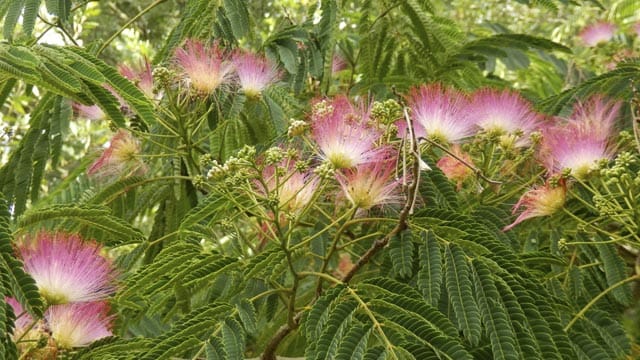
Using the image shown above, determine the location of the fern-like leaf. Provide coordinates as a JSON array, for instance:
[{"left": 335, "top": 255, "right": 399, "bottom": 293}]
[
  {"left": 335, "top": 322, "right": 373, "bottom": 360},
  {"left": 221, "top": 318, "right": 246, "bottom": 360},
  {"left": 472, "top": 260, "right": 520, "bottom": 360},
  {"left": 417, "top": 231, "right": 442, "bottom": 305},
  {"left": 138, "top": 303, "right": 232, "bottom": 360},
  {"left": 388, "top": 229, "right": 414, "bottom": 279},
  {"left": 444, "top": 243, "right": 481, "bottom": 345},
  {"left": 0, "top": 195, "right": 44, "bottom": 318},
  {"left": 594, "top": 242, "right": 632, "bottom": 305}
]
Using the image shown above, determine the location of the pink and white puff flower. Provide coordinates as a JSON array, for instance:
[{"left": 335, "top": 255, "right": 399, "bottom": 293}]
[
  {"left": 174, "top": 39, "right": 233, "bottom": 95},
  {"left": 46, "top": 301, "right": 113, "bottom": 348},
  {"left": 232, "top": 51, "right": 280, "bottom": 97},
  {"left": 566, "top": 95, "right": 621, "bottom": 143},
  {"left": 337, "top": 155, "right": 402, "bottom": 210},
  {"left": 311, "top": 96, "right": 384, "bottom": 169},
  {"left": 539, "top": 96, "right": 619, "bottom": 179},
  {"left": 541, "top": 127, "right": 613, "bottom": 179},
  {"left": 259, "top": 160, "right": 319, "bottom": 214},
  {"left": 468, "top": 88, "right": 542, "bottom": 145},
  {"left": 406, "top": 84, "right": 475, "bottom": 144},
  {"left": 503, "top": 180, "right": 567, "bottom": 231},
  {"left": 579, "top": 21, "right": 616, "bottom": 47},
  {"left": 88, "top": 129, "right": 147, "bottom": 179},
  {"left": 119, "top": 60, "right": 155, "bottom": 99},
  {"left": 5, "top": 297, "right": 35, "bottom": 340},
  {"left": 19, "top": 232, "right": 117, "bottom": 305}
]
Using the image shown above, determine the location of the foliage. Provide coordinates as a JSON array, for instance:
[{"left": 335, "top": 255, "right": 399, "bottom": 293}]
[{"left": 1, "top": 0, "right": 640, "bottom": 359}]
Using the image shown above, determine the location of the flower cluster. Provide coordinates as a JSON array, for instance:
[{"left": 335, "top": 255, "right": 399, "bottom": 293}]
[
  {"left": 400, "top": 83, "right": 623, "bottom": 230},
  {"left": 174, "top": 39, "right": 280, "bottom": 96},
  {"left": 7, "top": 232, "right": 116, "bottom": 356}
]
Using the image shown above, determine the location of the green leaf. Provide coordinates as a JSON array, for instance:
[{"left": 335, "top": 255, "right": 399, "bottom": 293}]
[
  {"left": 335, "top": 323, "right": 373, "bottom": 360},
  {"left": 0, "top": 194, "right": 44, "bottom": 318},
  {"left": 3, "top": 0, "right": 24, "bottom": 40},
  {"left": 313, "top": 299, "right": 359, "bottom": 360},
  {"left": 21, "top": 0, "right": 40, "bottom": 36},
  {"left": 417, "top": 231, "right": 442, "bottom": 305},
  {"left": 221, "top": 318, "right": 245, "bottom": 360},
  {"left": 138, "top": 303, "right": 232, "bottom": 360},
  {"left": 236, "top": 299, "right": 257, "bottom": 335},
  {"left": 444, "top": 243, "right": 481, "bottom": 345},
  {"left": 472, "top": 260, "right": 520, "bottom": 360},
  {"left": 305, "top": 285, "right": 347, "bottom": 340},
  {"left": 223, "top": 0, "right": 249, "bottom": 40},
  {"left": 594, "top": 242, "right": 632, "bottom": 305},
  {"left": 389, "top": 229, "right": 414, "bottom": 279}
]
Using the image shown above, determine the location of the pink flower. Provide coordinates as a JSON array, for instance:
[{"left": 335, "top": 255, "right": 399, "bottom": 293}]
[
  {"left": 19, "top": 232, "right": 117, "bottom": 304},
  {"left": 579, "top": 21, "right": 616, "bottom": 46},
  {"left": 232, "top": 51, "right": 280, "bottom": 97},
  {"left": 539, "top": 96, "right": 619, "bottom": 179},
  {"left": 406, "top": 84, "right": 475, "bottom": 144},
  {"left": 73, "top": 103, "right": 106, "bottom": 121},
  {"left": 258, "top": 160, "right": 319, "bottom": 214},
  {"left": 5, "top": 297, "right": 34, "bottom": 340},
  {"left": 88, "top": 129, "right": 147, "bottom": 179},
  {"left": 503, "top": 180, "right": 566, "bottom": 231},
  {"left": 634, "top": 22, "right": 640, "bottom": 37},
  {"left": 332, "top": 54, "right": 348, "bottom": 74},
  {"left": 468, "top": 88, "right": 542, "bottom": 146},
  {"left": 566, "top": 95, "right": 620, "bottom": 142},
  {"left": 311, "top": 96, "right": 384, "bottom": 168},
  {"left": 436, "top": 145, "right": 474, "bottom": 189},
  {"left": 46, "top": 301, "right": 113, "bottom": 348},
  {"left": 174, "top": 39, "right": 233, "bottom": 94},
  {"left": 337, "top": 156, "right": 402, "bottom": 210},
  {"left": 119, "top": 60, "right": 155, "bottom": 99}
]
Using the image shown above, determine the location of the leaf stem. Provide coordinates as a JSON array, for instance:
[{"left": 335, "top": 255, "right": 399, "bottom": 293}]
[
  {"left": 96, "top": 0, "right": 168, "bottom": 56},
  {"left": 564, "top": 274, "right": 639, "bottom": 332}
]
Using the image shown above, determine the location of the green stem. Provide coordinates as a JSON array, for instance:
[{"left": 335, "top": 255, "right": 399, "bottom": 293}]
[
  {"left": 564, "top": 274, "right": 639, "bottom": 332},
  {"left": 96, "top": 0, "right": 168, "bottom": 56}
]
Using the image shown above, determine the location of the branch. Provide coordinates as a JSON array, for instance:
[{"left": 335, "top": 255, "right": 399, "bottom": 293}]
[
  {"left": 420, "top": 137, "right": 502, "bottom": 186},
  {"left": 342, "top": 106, "right": 420, "bottom": 283},
  {"left": 260, "top": 312, "right": 304, "bottom": 360}
]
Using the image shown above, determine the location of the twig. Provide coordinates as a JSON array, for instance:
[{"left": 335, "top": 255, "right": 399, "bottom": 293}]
[
  {"left": 342, "top": 105, "right": 421, "bottom": 283},
  {"left": 96, "top": 0, "right": 168, "bottom": 56},
  {"left": 420, "top": 137, "right": 503, "bottom": 186},
  {"left": 261, "top": 312, "right": 304, "bottom": 360}
]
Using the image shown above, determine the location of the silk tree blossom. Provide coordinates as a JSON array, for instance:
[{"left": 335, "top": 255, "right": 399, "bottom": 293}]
[
  {"left": 88, "top": 129, "right": 147, "bottom": 179},
  {"left": 5, "top": 297, "right": 56, "bottom": 358},
  {"left": 406, "top": 84, "right": 475, "bottom": 144},
  {"left": 579, "top": 21, "right": 616, "bottom": 46},
  {"left": 337, "top": 156, "right": 402, "bottom": 210},
  {"left": 539, "top": 96, "right": 619, "bottom": 179},
  {"left": 540, "top": 126, "right": 614, "bottom": 179},
  {"left": 174, "top": 39, "right": 233, "bottom": 94},
  {"left": 311, "top": 96, "right": 384, "bottom": 169},
  {"left": 468, "top": 88, "right": 542, "bottom": 146},
  {"left": 19, "top": 232, "right": 116, "bottom": 305},
  {"left": 5, "top": 297, "right": 35, "bottom": 340},
  {"left": 46, "top": 301, "right": 113, "bottom": 348},
  {"left": 119, "top": 60, "right": 155, "bottom": 99},
  {"left": 566, "top": 95, "right": 621, "bottom": 142},
  {"left": 503, "top": 180, "right": 566, "bottom": 231},
  {"left": 436, "top": 145, "right": 474, "bottom": 190},
  {"left": 258, "top": 160, "right": 319, "bottom": 214},
  {"left": 72, "top": 103, "right": 106, "bottom": 121},
  {"left": 232, "top": 51, "right": 280, "bottom": 97}
]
